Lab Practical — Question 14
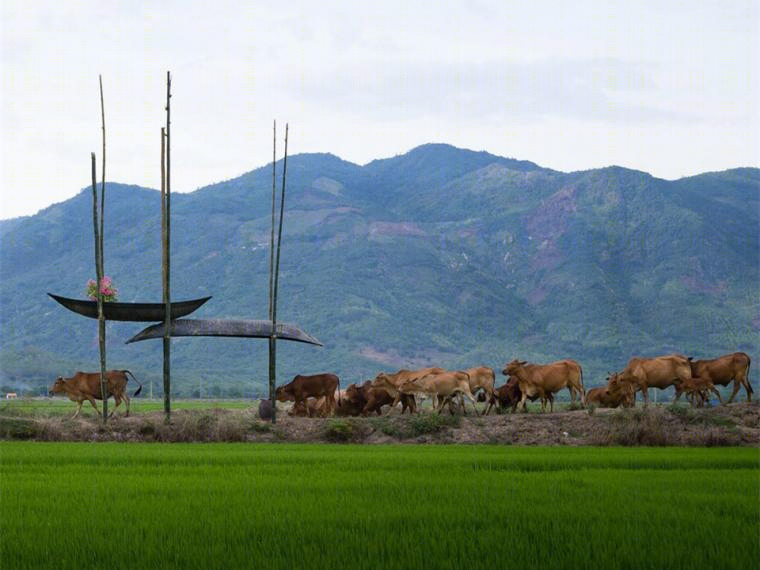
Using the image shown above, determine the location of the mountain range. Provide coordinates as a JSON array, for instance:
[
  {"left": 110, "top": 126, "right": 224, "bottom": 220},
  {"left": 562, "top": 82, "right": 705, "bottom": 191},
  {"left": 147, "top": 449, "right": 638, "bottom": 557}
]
[{"left": 1, "top": 144, "right": 757, "bottom": 397}]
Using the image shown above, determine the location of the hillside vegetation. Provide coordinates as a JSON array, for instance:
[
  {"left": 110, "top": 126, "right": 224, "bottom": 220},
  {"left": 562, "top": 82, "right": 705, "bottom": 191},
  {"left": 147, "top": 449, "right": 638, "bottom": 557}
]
[{"left": 1, "top": 144, "right": 757, "bottom": 396}]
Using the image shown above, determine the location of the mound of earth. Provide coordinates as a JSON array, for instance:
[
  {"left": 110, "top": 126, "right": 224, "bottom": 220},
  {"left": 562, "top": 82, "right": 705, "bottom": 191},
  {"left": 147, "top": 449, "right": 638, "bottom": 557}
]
[{"left": 1, "top": 402, "right": 757, "bottom": 446}]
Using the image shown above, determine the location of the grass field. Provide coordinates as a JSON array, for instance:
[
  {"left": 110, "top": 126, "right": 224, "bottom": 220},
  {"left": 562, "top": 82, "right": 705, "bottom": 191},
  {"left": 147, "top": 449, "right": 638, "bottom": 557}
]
[
  {"left": 1, "top": 443, "right": 757, "bottom": 570},
  {"left": 0, "top": 397, "right": 254, "bottom": 417}
]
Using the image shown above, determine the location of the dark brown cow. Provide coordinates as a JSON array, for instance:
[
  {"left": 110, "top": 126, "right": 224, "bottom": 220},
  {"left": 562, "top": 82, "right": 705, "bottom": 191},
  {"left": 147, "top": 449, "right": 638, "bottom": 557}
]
[
  {"left": 275, "top": 373, "right": 339, "bottom": 415},
  {"left": 343, "top": 381, "right": 416, "bottom": 416},
  {"left": 49, "top": 370, "right": 142, "bottom": 418},
  {"left": 502, "top": 359, "right": 585, "bottom": 412},
  {"left": 484, "top": 376, "right": 555, "bottom": 415},
  {"left": 610, "top": 354, "right": 692, "bottom": 406},
  {"left": 685, "top": 352, "right": 753, "bottom": 404}
]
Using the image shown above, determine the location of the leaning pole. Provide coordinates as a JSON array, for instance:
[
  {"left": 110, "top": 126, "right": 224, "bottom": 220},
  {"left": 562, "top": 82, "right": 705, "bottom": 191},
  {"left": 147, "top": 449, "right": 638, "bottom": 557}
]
[{"left": 162, "top": 71, "right": 172, "bottom": 423}]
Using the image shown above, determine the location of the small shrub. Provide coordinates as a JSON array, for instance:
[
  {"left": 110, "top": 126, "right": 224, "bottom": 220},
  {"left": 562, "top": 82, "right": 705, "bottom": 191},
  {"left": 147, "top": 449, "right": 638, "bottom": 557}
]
[
  {"left": 667, "top": 403, "right": 693, "bottom": 420},
  {"left": 249, "top": 421, "right": 272, "bottom": 433},
  {"left": 325, "top": 419, "right": 353, "bottom": 442},
  {"left": 138, "top": 421, "right": 157, "bottom": 437},
  {"left": 587, "top": 405, "right": 597, "bottom": 416},
  {"left": 0, "top": 417, "right": 37, "bottom": 439},
  {"left": 409, "top": 413, "right": 461, "bottom": 437}
]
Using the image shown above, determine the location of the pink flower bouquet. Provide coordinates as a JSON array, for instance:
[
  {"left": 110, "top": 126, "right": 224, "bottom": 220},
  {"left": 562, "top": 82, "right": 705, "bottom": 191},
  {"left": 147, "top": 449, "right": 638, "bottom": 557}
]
[{"left": 86, "top": 276, "right": 118, "bottom": 302}]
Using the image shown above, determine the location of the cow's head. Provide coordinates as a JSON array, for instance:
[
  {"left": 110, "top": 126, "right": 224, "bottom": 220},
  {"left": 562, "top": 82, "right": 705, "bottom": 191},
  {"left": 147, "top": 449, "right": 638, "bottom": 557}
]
[
  {"left": 274, "top": 385, "right": 294, "bottom": 402},
  {"left": 345, "top": 383, "right": 362, "bottom": 403},
  {"left": 49, "top": 377, "right": 66, "bottom": 396},
  {"left": 502, "top": 360, "right": 527, "bottom": 376},
  {"left": 372, "top": 373, "right": 392, "bottom": 389}
]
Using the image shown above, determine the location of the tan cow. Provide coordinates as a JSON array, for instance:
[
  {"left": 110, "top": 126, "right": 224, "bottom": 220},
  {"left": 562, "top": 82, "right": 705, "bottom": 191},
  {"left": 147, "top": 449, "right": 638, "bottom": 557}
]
[
  {"left": 463, "top": 366, "right": 496, "bottom": 407},
  {"left": 49, "top": 370, "right": 142, "bottom": 418},
  {"left": 609, "top": 354, "right": 692, "bottom": 406},
  {"left": 502, "top": 359, "right": 585, "bottom": 412},
  {"left": 401, "top": 370, "right": 480, "bottom": 415},
  {"left": 372, "top": 368, "right": 445, "bottom": 414},
  {"left": 685, "top": 352, "right": 752, "bottom": 404}
]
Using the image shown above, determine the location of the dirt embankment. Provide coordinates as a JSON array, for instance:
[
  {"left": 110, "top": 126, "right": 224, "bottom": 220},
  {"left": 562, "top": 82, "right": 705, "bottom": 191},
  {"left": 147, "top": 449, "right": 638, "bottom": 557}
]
[{"left": 1, "top": 402, "right": 758, "bottom": 446}]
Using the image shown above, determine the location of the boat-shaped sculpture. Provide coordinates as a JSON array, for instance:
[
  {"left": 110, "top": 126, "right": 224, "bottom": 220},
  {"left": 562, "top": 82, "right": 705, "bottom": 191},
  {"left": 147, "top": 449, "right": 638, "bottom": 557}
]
[
  {"left": 126, "top": 319, "right": 322, "bottom": 346},
  {"left": 48, "top": 293, "right": 211, "bottom": 322}
]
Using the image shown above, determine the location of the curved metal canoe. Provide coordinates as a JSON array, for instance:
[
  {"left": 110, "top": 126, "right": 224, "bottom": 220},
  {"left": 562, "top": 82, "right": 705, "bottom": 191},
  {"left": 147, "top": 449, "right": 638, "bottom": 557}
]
[
  {"left": 126, "top": 319, "right": 323, "bottom": 346},
  {"left": 48, "top": 293, "right": 212, "bottom": 322}
]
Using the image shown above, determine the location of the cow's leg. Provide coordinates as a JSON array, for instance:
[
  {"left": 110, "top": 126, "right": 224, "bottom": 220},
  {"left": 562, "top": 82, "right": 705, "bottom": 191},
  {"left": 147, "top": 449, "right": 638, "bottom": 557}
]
[
  {"left": 384, "top": 394, "right": 401, "bottom": 416},
  {"left": 727, "top": 380, "right": 741, "bottom": 404},
  {"left": 72, "top": 400, "right": 84, "bottom": 419},
  {"left": 87, "top": 397, "right": 101, "bottom": 415},
  {"left": 123, "top": 393, "right": 131, "bottom": 416},
  {"left": 110, "top": 395, "right": 121, "bottom": 417},
  {"left": 464, "top": 392, "right": 479, "bottom": 416}
]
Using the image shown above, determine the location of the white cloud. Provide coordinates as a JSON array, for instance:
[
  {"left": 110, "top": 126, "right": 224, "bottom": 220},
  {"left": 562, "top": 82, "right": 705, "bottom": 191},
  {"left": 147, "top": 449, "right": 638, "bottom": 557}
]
[{"left": 1, "top": 0, "right": 757, "bottom": 219}]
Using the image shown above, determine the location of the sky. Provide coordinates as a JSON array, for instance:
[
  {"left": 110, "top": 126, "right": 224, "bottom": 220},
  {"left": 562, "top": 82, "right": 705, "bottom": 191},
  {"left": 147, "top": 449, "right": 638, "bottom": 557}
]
[{"left": 1, "top": 0, "right": 757, "bottom": 219}]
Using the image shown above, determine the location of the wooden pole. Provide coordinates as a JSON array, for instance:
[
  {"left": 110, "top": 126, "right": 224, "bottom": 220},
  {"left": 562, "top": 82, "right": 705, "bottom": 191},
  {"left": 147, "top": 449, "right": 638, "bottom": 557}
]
[
  {"left": 90, "top": 152, "right": 107, "bottom": 423},
  {"left": 268, "top": 121, "right": 277, "bottom": 422},
  {"left": 98, "top": 75, "right": 107, "bottom": 423},
  {"left": 268, "top": 124, "right": 289, "bottom": 424},
  {"left": 162, "top": 71, "right": 172, "bottom": 423}
]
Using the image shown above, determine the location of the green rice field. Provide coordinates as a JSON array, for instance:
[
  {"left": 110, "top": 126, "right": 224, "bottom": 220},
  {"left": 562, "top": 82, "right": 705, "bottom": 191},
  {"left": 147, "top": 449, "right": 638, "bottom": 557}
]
[{"left": 1, "top": 443, "right": 757, "bottom": 570}]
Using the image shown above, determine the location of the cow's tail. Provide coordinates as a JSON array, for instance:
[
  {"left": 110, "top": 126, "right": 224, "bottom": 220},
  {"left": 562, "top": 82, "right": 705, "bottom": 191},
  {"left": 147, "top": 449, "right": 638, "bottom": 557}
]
[{"left": 123, "top": 370, "right": 143, "bottom": 397}]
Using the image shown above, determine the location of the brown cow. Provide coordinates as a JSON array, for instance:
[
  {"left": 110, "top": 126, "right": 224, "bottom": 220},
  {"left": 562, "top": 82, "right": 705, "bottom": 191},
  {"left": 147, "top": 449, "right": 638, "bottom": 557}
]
[
  {"left": 609, "top": 354, "right": 692, "bottom": 406},
  {"left": 401, "top": 370, "right": 480, "bottom": 415},
  {"left": 275, "top": 373, "right": 340, "bottom": 415},
  {"left": 586, "top": 377, "right": 635, "bottom": 409},
  {"left": 288, "top": 397, "right": 329, "bottom": 417},
  {"left": 502, "top": 359, "right": 585, "bottom": 412},
  {"left": 372, "top": 367, "right": 445, "bottom": 414},
  {"left": 483, "top": 376, "right": 547, "bottom": 415},
  {"left": 343, "top": 381, "right": 416, "bottom": 416},
  {"left": 49, "top": 370, "right": 142, "bottom": 418},
  {"left": 685, "top": 352, "right": 753, "bottom": 404}
]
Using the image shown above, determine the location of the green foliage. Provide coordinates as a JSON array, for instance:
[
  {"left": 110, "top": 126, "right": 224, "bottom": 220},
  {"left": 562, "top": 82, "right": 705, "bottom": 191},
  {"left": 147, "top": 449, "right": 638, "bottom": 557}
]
[
  {"left": 324, "top": 419, "right": 353, "bottom": 442},
  {"left": 1, "top": 150, "right": 757, "bottom": 398},
  {"left": 408, "top": 411, "right": 462, "bottom": 435}
]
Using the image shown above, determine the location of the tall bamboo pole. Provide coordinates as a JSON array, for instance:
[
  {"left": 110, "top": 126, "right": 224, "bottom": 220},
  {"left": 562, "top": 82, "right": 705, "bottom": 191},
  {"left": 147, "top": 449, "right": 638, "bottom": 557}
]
[
  {"left": 90, "top": 152, "right": 107, "bottom": 422},
  {"left": 98, "top": 75, "right": 108, "bottom": 422},
  {"left": 268, "top": 124, "right": 289, "bottom": 424},
  {"left": 162, "top": 71, "right": 172, "bottom": 423},
  {"left": 268, "top": 121, "right": 277, "bottom": 422}
]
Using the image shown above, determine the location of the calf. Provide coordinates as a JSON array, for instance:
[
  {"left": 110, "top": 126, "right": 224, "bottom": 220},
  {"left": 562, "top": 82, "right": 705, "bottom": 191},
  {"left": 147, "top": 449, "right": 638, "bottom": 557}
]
[{"left": 677, "top": 376, "right": 721, "bottom": 408}]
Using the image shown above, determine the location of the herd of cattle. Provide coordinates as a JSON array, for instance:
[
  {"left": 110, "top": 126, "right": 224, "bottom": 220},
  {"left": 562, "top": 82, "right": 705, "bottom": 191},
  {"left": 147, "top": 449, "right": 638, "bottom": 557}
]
[
  {"left": 46, "top": 352, "right": 752, "bottom": 419},
  {"left": 274, "top": 352, "right": 753, "bottom": 418}
]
